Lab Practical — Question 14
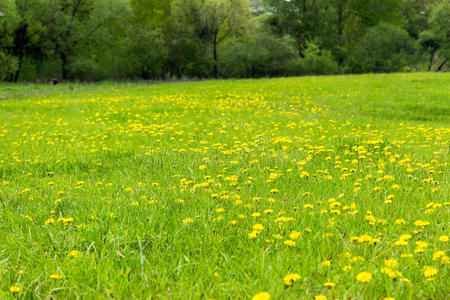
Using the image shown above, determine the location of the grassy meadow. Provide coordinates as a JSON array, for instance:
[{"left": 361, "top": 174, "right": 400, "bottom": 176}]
[{"left": 0, "top": 73, "right": 449, "bottom": 299}]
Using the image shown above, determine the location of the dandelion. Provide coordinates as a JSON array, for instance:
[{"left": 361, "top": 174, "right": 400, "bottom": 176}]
[
  {"left": 343, "top": 265, "right": 352, "bottom": 272},
  {"left": 414, "top": 220, "right": 430, "bottom": 227},
  {"left": 356, "top": 271, "right": 372, "bottom": 283},
  {"left": 50, "top": 274, "right": 62, "bottom": 280},
  {"left": 182, "top": 218, "right": 193, "bottom": 224},
  {"left": 284, "top": 240, "right": 296, "bottom": 247},
  {"left": 439, "top": 235, "right": 448, "bottom": 242},
  {"left": 289, "top": 231, "right": 301, "bottom": 240},
  {"left": 384, "top": 259, "right": 398, "bottom": 268},
  {"left": 253, "top": 224, "right": 264, "bottom": 231},
  {"left": 69, "top": 250, "right": 82, "bottom": 257},
  {"left": 252, "top": 292, "right": 270, "bottom": 300},
  {"left": 283, "top": 273, "right": 300, "bottom": 286},
  {"left": 321, "top": 260, "right": 331, "bottom": 267},
  {"left": 9, "top": 286, "right": 22, "bottom": 294},
  {"left": 422, "top": 266, "right": 438, "bottom": 278},
  {"left": 45, "top": 218, "right": 55, "bottom": 225},
  {"left": 433, "top": 251, "right": 445, "bottom": 261},
  {"left": 248, "top": 231, "right": 258, "bottom": 239}
]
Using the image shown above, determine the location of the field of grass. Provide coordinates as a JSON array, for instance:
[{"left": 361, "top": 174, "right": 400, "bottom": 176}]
[{"left": 0, "top": 73, "right": 449, "bottom": 299}]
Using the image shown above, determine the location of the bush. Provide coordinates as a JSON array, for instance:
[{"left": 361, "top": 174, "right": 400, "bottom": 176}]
[
  {"left": 219, "top": 20, "right": 300, "bottom": 78},
  {"left": 348, "top": 23, "right": 414, "bottom": 73},
  {"left": 117, "top": 26, "right": 169, "bottom": 80},
  {"left": 299, "top": 42, "right": 339, "bottom": 75},
  {"left": 0, "top": 51, "right": 18, "bottom": 81}
]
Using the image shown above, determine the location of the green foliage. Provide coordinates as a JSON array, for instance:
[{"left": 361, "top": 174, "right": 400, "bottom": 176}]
[
  {"left": 0, "top": 0, "right": 447, "bottom": 81},
  {"left": 171, "top": 0, "right": 249, "bottom": 77},
  {"left": 299, "top": 42, "right": 339, "bottom": 75},
  {"left": 0, "top": 52, "right": 18, "bottom": 80},
  {"left": 418, "top": 0, "right": 450, "bottom": 70},
  {"left": 219, "top": 19, "right": 300, "bottom": 77},
  {"left": 118, "top": 27, "right": 169, "bottom": 79},
  {"left": 130, "top": 0, "right": 172, "bottom": 27},
  {"left": 347, "top": 23, "right": 414, "bottom": 73}
]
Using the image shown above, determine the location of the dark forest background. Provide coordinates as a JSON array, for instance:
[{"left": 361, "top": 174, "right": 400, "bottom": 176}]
[{"left": 0, "top": 0, "right": 448, "bottom": 82}]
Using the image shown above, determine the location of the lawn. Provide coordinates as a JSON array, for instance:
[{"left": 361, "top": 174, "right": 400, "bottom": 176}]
[{"left": 0, "top": 73, "right": 449, "bottom": 299}]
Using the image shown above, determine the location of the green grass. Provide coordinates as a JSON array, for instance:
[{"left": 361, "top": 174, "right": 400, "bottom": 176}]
[{"left": 0, "top": 73, "right": 449, "bottom": 299}]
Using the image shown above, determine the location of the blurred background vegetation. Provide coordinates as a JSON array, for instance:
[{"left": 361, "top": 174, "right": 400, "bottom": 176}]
[{"left": 0, "top": 0, "right": 448, "bottom": 82}]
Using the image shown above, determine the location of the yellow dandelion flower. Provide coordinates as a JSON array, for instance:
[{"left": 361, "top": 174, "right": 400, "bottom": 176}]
[
  {"left": 253, "top": 224, "right": 264, "bottom": 231},
  {"left": 283, "top": 273, "right": 300, "bottom": 286},
  {"left": 68, "top": 250, "right": 82, "bottom": 257},
  {"left": 384, "top": 259, "right": 398, "bottom": 268},
  {"left": 9, "top": 286, "right": 22, "bottom": 294},
  {"left": 356, "top": 271, "right": 372, "bottom": 283},
  {"left": 45, "top": 218, "right": 55, "bottom": 225},
  {"left": 400, "top": 253, "right": 413, "bottom": 258},
  {"left": 50, "top": 274, "right": 62, "bottom": 280},
  {"left": 289, "top": 231, "right": 301, "bottom": 240},
  {"left": 252, "top": 292, "right": 270, "bottom": 300},
  {"left": 439, "top": 235, "right": 448, "bottom": 242},
  {"left": 248, "top": 231, "right": 258, "bottom": 239},
  {"left": 343, "top": 265, "right": 352, "bottom": 272},
  {"left": 414, "top": 220, "right": 430, "bottom": 227},
  {"left": 284, "top": 240, "right": 296, "bottom": 246},
  {"left": 321, "top": 260, "right": 331, "bottom": 267},
  {"left": 422, "top": 266, "right": 438, "bottom": 278},
  {"left": 182, "top": 218, "right": 193, "bottom": 224},
  {"left": 433, "top": 251, "right": 445, "bottom": 261}
]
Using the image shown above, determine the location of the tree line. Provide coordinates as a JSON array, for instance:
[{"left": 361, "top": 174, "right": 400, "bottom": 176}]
[{"left": 0, "top": 0, "right": 448, "bottom": 82}]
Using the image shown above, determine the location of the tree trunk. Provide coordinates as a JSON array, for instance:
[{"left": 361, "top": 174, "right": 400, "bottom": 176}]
[
  {"left": 436, "top": 59, "right": 448, "bottom": 71},
  {"left": 428, "top": 50, "right": 435, "bottom": 71},
  {"left": 13, "top": 52, "right": 24, "bottom": 82},
  {"left": 12, "top": 23, "right": 28, "bottom": 82},
  {"left": 61, "top": 51, "right": 68, "bottom": 80}
]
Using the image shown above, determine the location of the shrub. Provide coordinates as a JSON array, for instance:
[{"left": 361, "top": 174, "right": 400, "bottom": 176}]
[
  {"left": 219, "top": 19, "right": 300, "bottom": 78},
  {"left": 348, "top": 23, "right": 414, "bottom": 73},
  {"left": 299, "top": 42, "right": 339, "bottom": 75},
  {"left": 117, "top": 27, "right": 169, "bottom": 80},
  {"left": 0, "top": 51, "right": 18, "bottom": 81}
]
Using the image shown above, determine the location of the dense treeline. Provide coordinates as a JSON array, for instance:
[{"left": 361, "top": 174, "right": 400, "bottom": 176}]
[{"left": 0, "top": 0, "right": 448, "bottom": 81}]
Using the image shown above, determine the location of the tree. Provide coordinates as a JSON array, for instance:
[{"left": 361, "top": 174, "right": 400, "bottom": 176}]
[
  {"left": 130, "top": 0, "right": 172, "bottom": 27},
  {"left": 419, "top": 0, "right": 450, "bottom": 71},
  {"left": 172, "top": 0, "right": 249, "bottom": 77},
  {"left": 401, "top": 0, "right": 437, "bottom": 40},
  {"left": 263, "top": 0, "right": 405, "bottom": 60},
  {"left": 34, "top": 0, "right": 127, "bottom": 80},
  {"left": 0, "top": 0, "right": 19, "bottom": 81},
  {"left": 264, "top": 0, "right": 322, "bottom": 55},
  {"left": 219, "top": 16, "right": 300, "bottom": 77},
  {"left": 348, "top": 23, "right": 414, "bottom": 73}
]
